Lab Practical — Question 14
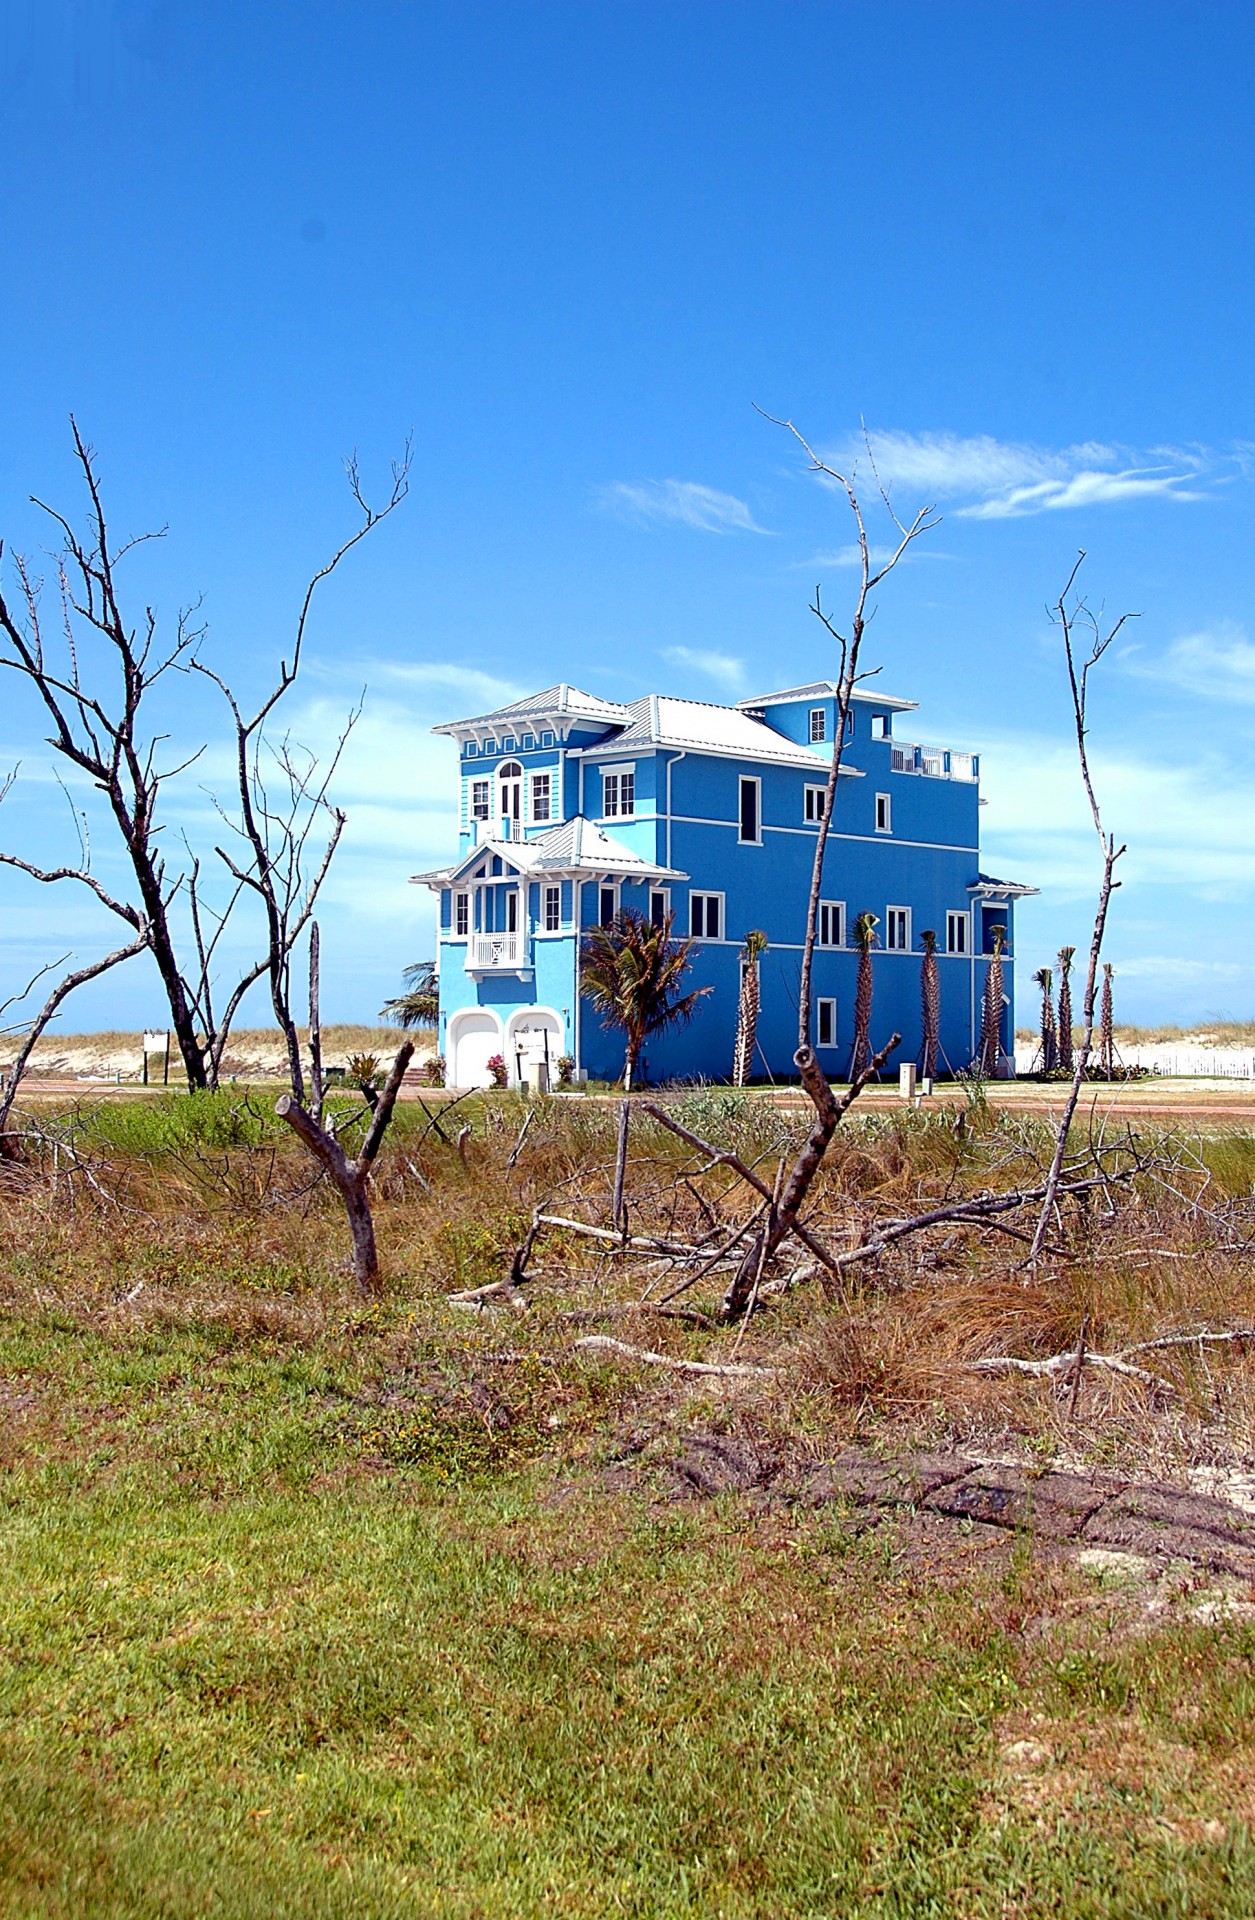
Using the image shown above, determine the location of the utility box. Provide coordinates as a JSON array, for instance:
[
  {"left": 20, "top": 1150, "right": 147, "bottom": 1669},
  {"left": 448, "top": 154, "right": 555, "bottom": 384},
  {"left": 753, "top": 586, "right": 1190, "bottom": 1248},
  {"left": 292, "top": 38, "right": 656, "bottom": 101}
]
[
  {"left": 898, "top": 1063, "right": 917, "bottom": 1101},
  {"left": 524, "top": 1057, "right": 550, "bottom": 1096}
]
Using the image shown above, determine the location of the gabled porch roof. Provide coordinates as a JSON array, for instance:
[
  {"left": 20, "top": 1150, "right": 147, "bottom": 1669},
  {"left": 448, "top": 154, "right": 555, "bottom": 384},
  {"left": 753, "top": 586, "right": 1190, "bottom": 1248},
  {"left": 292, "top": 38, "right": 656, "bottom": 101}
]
[{"left": 411, "top": 816, "right": 687, "bottom": 892}]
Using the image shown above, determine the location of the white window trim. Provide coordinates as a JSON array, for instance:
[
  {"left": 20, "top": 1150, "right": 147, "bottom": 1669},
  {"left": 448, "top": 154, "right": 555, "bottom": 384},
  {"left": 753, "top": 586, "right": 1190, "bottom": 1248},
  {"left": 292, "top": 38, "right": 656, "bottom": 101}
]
[
  {"left": 689, "top": 890, "right": 726, "bottom": 942},
  {"left": 539, "top": 883, "right": 563, "bottom": 936},
  {"left": 469, "top": 777, "right": 491, "bottom": 823},
  {"left": 738, "top": 774, "right": 762, "bottom": 845},
  {"left": 596, "top": 880, "right": 620, "bottom": 925},
  {"left": 875, "top": 792, "right": 892, "bottom": 834},
  {"left": 817, "top": 899, "right": 845, "bottom": 948},
  {"left": 649, "top": 887, "right": 670, "bottom": 928},
  {"left": 803, "top": 783, "right": 828, "bottom": 824},
  {"left": 529, "top": 769, "right": 554, "bottom": 825},
  {"left": 946, "top": 910, "right": 970, "bottom": 956},
  {"left": 600, "top": 761, "right": 637, "bottom": 819},
  {"left": 809, "top": 706, "right": 827, "bottom": 743},
  {"left": 453, "top": 890, "right": 470, "bottom": 940},
  {"left": 885, "top": 905, "right": 912, "bottom": 952},
  {"left": 815, "top": 997, "right": 838, "bottom": 1049}
]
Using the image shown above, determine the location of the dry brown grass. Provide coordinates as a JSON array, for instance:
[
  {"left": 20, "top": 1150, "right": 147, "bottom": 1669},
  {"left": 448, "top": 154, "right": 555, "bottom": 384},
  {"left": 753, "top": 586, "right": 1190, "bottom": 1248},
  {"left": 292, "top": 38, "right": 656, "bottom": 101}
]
[{"left": 2, "top": 1087, "right": 1253, "bottom": 1486}]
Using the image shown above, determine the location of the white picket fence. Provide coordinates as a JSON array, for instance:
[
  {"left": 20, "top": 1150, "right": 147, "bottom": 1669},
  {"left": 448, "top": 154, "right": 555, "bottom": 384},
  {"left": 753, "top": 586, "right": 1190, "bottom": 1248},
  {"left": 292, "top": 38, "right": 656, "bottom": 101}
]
[{"left": 1014, "top": 1043, "right": 1255, "bottom": 1080}]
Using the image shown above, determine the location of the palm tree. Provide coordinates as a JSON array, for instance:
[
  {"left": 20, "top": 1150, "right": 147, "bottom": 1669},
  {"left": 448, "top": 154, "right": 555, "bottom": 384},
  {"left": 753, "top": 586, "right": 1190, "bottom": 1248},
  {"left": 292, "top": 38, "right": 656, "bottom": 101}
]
[
  {"left": 849, "top": 911, "right": 879, "bottom": 1082},
  {"left": 1032, "top": 965, "right": 1057, "bottom": 1073},
  {"left": 732, "top": 929, "right": 768, "bottom": 1086},
  {"left": 1056, "top": 946, "right": 1076, "bottom": 1073},
  {"left": 1100, "top": 962, "right": 1115, "bottom": 1079},
  {"left": 980, "top": 924, "right": 1006, "bottom": 1077},
  {"left": 919, "top": 929, "right": 940, "bottom": 1081},
  {"left": 580, "top": 909, "right": 711, "bottom": 1090},
  {"left": 379, "top": 959, "right": 439, "bottom": 1029}
]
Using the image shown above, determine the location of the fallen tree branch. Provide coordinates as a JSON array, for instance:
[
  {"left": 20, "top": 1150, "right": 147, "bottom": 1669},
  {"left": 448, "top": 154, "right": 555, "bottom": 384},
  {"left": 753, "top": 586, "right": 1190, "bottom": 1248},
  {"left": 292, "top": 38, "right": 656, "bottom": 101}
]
[
  {"left": 969, "top": 1350, "right": 1166, "bottom": 1389},
  {"left": 571, "top": 1335, "right": 772, "bottom": 1378}
]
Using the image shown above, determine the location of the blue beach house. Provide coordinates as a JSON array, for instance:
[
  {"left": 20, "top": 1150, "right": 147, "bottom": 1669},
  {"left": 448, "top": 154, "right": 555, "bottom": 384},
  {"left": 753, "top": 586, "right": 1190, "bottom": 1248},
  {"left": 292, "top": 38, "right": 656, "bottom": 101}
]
[{"left": 413, "top": 681, "right": 1034, "bottom": 1088}]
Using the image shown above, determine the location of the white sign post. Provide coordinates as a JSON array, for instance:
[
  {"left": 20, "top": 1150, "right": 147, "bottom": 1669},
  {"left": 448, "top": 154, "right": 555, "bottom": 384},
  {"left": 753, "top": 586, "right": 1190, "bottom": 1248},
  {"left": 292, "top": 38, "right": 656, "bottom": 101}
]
[{"left": 142, "top": 1030, "right": 171, "bottom": 1087}]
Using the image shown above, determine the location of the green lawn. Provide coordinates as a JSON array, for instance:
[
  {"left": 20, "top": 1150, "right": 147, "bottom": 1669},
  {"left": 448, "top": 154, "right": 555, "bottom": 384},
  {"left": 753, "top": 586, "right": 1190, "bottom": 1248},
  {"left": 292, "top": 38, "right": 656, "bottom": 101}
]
[{"left": 3, "top": 1312, "right": 1255, "bottom": 1917}]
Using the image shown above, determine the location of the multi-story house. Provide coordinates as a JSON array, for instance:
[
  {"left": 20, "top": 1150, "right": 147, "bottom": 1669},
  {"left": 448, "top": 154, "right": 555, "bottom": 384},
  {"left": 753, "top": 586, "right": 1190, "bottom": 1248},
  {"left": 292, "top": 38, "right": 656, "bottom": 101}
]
[{"left": 413, "top": 680, "right": 1033, "bottom": 1087}]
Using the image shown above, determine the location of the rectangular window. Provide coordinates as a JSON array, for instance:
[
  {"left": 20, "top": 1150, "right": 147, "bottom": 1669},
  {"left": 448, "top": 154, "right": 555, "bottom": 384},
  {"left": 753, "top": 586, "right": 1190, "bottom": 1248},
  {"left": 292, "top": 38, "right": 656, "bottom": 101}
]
[
  {"left": 818, "top": 900, "right": 845, "bottom": 948},
  {"left": 650, "top": 889, "right": 669, "bottom": 928},
  {"left": 809, "top": 707, "right": 827, "bottom": 743},
  {"left": 541, "top": 730, "right": 555, "bottom": 747},
  {"left": 471, "top": 779, "right": 490, "bottom": 821},
  {"left": 531, "top": 772, "right": 552, "bottom": 822},
  {"left": 454, "top": 892, "right": 469, "bottom": 938},
  {"left": 599, "top": 885, "right": 617, "bottom": 925},
  {"left": 738, "top": 775, "right": 761, "bottom": 844},
  {"left": 886, "top": 906, "right": 911, "bottom": 952},
  {"left": 946, "top": 911, "right": 969, "bottom": 955},
  {"left": 815, "top": 998, "right": 837, "bottom": 1048},
  {"left": 845, "top": 709, "right": 854, "bottom": 738},
  {"left": 506, "top": 890, "right": 519, "bottom": 934},
  {"left": 871, "top": 713, "right": 891, "bottom": 741},
  {"left": 602, "top": 766, "right": 635, "bottom": 818},
  {"left": 689, "top": 892, "right": 723, "bottom": 941},
  {"left": 520, "top": 734, "right": 534, "bottom": 750},
  {"left": 544, "top": 884, "right": 561, "bottom": 933},
  {"left": 804, "top": 784, "right": 828, "bottom": 823},
  {"left": 875, "top": 792, "right": 892, "bottom": 833}
]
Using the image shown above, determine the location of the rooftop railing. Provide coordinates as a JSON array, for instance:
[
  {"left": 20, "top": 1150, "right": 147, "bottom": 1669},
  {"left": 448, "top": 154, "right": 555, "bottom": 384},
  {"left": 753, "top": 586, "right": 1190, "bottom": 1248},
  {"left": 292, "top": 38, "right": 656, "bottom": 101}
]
[{"left": 890, "top": 744, "right": 978, "bottom": 781}]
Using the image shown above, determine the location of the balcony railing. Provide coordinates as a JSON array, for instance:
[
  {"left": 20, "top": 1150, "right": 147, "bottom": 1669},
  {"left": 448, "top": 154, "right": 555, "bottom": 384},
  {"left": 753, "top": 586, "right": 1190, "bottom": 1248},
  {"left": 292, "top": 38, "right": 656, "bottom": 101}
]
[
  {"left": 469, "top": 932, "right": 528, "bottom": 971},
  {"left": 890, "top": 744, "right": 978, "bottom": 781}
]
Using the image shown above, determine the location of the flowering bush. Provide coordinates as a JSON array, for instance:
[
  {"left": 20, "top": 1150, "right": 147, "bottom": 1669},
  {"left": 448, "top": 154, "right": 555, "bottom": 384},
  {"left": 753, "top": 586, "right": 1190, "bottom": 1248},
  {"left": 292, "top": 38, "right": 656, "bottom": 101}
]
[
  {"left": 486, "top": 1052, "right": 508, "bottom": 1089},
  {"left": 419, "top": 1055, "right": 446, "bottom": 1087},
  {"left": 555, "top": 1053, "right": 575, "bottom": 1087}
]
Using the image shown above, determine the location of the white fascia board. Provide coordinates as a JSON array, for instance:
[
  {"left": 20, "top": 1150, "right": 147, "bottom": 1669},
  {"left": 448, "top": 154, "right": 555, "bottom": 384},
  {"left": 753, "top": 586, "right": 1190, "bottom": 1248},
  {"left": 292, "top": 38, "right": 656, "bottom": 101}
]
[{"left": 573, "top": 738, "right": 861, "bottom": 773}]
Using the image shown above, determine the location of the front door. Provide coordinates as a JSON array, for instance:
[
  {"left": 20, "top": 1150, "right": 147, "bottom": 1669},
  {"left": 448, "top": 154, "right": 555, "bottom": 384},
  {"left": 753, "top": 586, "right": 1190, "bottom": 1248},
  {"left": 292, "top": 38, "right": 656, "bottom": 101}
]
[{"left": 497, "top": 761, "right": 523, "bottom": 838}]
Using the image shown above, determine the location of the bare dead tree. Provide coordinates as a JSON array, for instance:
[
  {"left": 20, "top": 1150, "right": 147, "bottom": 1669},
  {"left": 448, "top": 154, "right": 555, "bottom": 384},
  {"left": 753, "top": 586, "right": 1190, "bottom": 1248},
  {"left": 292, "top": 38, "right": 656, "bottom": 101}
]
[
  {"left": 0, "top": 936, "right": 148, "bottom": 1152},
  {"left": 275, "top": 1038, "right": 414, "bottom": 1292},
  {"left": 0, "top": 421, "right": 409, "bottom": 1093},
  {"left": 1029, "top": 553, "right": 1136, "bottom": 1261},
  {"left": 756, "top": 415, "right": 939, "bottom": 1052},
  {"left": 697, "top": 413, "right": 938, "bottom": 1308}
]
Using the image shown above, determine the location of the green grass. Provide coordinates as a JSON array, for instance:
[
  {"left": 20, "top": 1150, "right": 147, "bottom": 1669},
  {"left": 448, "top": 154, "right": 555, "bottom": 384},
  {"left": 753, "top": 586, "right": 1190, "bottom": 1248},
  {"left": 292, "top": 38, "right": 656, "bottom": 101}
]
[{"left": 4, "top": 1303, "right": 1255, "bottom": 1916}]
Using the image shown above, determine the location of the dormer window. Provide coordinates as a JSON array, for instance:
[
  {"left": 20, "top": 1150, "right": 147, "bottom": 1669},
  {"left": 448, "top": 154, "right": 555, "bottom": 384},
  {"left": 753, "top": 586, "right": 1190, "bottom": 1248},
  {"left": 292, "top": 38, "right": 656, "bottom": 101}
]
[{"left": 809, "top": 707, "right": 827, "bottom": 743}]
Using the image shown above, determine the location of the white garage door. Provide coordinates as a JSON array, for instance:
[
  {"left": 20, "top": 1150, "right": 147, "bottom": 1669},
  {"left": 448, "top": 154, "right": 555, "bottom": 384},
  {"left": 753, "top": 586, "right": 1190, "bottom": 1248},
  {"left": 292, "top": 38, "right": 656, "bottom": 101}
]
[{"left": 449, "top": 1012, "right": 501, "bottom": 1089}]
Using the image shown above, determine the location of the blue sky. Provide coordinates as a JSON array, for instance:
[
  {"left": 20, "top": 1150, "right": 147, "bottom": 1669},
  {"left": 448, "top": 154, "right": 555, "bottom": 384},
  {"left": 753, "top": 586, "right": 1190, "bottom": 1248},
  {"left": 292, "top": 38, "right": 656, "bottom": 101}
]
[{"left": 2, "top": 1, "right": 1254, "bottom": 1031}]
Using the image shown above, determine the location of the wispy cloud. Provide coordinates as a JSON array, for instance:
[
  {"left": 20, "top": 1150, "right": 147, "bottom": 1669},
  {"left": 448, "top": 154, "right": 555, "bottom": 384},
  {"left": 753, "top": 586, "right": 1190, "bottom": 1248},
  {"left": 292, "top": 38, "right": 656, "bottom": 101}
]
[
  {"left": 1113, "top": 955, "right": 1246, "bottom": 983},
  {"left": 343, "top": 660, "right": 524, "bottom": 711},
  {"left": 824, "top": 429, "right": 1215, "bottom": 521},
  {"left": 1124, "top": 621, "right": 1255, "bottom": 706},
  {"left": 976, "top": 727, "right": 1255, "bottom": 896},
  {"left": 794, "top": 542, "right": 952, "bottom": 570},
  {"left": 659, "top": 645, "right": 746, "bottom": 693},
  {"left": 600, "top": 479, "right": 768, "bottom": 534}
]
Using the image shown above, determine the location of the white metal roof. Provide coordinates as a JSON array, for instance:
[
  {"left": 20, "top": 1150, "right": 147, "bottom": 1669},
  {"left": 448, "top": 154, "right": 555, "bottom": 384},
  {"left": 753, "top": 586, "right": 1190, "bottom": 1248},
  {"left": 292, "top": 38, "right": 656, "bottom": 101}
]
[
  {"left": 410, "top": 816, "right": 686, "bottom": 890},
  {"left": 967, "top": 875, "right": 1039, "bottom": 900},
  {"left": 735, "top": 680, "right": 918, "bottom": 713},
  {"left": 432, "top": 683, "right": 631, "bottom": 737},
  {"left": 574, "top": 694, "right": 862, "bottom": 772}
]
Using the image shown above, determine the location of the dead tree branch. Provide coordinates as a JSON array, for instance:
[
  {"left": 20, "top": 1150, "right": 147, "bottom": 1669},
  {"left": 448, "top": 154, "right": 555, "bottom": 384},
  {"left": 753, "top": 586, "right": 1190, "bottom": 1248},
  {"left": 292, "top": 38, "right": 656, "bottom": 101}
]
[{"left": 275, "top": 1039, "right": 414, "bottom": 1292}]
